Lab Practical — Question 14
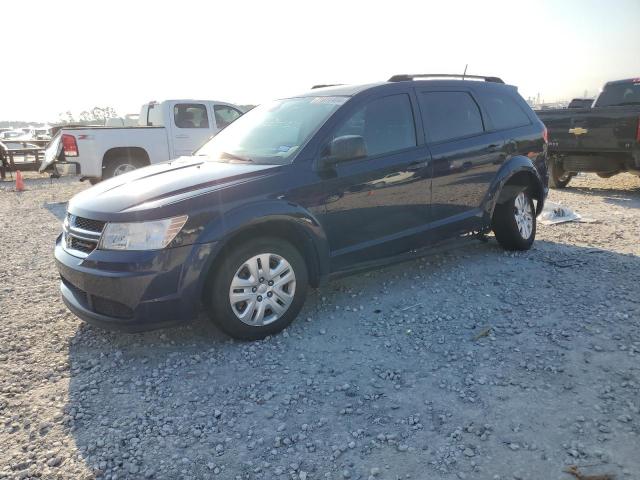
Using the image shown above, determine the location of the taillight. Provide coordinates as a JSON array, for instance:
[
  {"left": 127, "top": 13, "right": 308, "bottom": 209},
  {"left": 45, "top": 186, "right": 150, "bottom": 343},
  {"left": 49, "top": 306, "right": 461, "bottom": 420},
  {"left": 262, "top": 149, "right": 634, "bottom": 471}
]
[
  {"left": 543, "top": 126, "right": 548, "bottom": 143},
  {"left": 62, "top": 134, "right": 78, "bottom": 157}
]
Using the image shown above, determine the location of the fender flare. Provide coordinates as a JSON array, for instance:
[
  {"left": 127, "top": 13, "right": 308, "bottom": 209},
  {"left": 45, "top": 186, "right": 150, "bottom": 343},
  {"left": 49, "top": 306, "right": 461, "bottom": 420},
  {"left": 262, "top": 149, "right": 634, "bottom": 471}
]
[
  {"left": 102, "top": 146, "right": 151, "bottom": 170},
  {"left": 483, "top": 155, "right": 546, "bottom": 218},
  {"left": 192, "top": 200, "right": 331, "bottom": 296}
]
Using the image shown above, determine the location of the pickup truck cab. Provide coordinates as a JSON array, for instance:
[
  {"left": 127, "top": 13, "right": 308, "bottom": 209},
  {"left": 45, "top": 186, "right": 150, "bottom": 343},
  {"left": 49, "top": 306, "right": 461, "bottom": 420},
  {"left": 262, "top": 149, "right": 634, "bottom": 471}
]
[
  {"left": 42, "top": 99, "right": 244, "bottom": 182},
  {"left": 537, "top": 78, "right": 640, "bottom": 187},
  {"left": 55, "top": 74, "right": 548, "bottom": 340}
]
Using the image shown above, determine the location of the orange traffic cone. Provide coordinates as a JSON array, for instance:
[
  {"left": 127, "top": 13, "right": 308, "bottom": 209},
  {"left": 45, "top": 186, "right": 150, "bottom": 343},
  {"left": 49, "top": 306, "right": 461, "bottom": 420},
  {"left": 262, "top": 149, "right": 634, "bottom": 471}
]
[{"left": 15, "top": 170, "right": 25, "bottom": 192}]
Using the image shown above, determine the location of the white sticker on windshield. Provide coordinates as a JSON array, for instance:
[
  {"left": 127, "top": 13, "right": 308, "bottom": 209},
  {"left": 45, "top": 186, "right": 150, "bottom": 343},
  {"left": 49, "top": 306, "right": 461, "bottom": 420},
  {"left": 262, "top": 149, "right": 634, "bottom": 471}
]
[{"left": 310, "top": 96, "right": 348, "bottom": 106}]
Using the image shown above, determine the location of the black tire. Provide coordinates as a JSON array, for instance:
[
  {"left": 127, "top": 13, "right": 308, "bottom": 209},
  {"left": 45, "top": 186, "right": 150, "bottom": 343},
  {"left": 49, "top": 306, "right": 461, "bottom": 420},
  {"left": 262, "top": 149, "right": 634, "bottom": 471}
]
[
  {"left": 88, "top": 178, "right": 100, "bottom": 185},
  {"left": 492, "top": 190, "right": 536, "bottom": 251},
  {"left": 103, "top": 158, "right": 142, "bottom": 180},
  {"left": 548, "top": 159, "right": 572, "bottom": 189},
  {"left": 206, "top": 237, "right": 308, "bottom": 340}
]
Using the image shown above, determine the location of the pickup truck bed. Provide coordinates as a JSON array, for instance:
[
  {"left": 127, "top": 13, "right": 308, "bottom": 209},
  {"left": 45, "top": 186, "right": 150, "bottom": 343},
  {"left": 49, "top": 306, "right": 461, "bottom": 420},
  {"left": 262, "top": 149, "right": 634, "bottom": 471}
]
[
  {"left": 51, "top": 126, "right": 169, "bottom": 179},
  {"left": 537, "top": 78, "right": 640, "bottom": 188},
  {"left": 41, "top": 99, "right": 244, "bottom": 182}
]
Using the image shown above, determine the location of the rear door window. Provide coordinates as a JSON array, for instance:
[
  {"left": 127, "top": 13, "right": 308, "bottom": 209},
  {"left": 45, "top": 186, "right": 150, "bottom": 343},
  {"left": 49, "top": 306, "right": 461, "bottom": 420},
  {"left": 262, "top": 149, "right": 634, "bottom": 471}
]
[
  {"left": 174, "top": 103, "right": 209, "bottom": 128},
  {"left": 332, "top": 94, "right": 416, "bottom": 157},
  {"left": 481, "top": 93, "right": 531, "bottom": 130},
  {"left": 419, "top": 91, "right": 484, "bottom": 143}
]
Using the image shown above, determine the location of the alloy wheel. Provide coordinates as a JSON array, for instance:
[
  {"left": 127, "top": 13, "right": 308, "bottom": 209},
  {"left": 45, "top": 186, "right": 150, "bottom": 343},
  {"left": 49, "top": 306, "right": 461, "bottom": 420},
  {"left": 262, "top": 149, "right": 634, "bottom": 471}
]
[
  {"left": 113, "top": 164, "right": 137, "bottom": 176},
  {"left": 513, "top": 192, "right": 533, "bottom": 240}
]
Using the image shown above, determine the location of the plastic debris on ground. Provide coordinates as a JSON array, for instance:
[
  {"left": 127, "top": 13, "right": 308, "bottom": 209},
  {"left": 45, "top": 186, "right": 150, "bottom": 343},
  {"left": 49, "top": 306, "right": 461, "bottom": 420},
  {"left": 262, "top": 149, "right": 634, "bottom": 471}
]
[{"left": 540, "top": 201, "right": 582, "bottom": 225}]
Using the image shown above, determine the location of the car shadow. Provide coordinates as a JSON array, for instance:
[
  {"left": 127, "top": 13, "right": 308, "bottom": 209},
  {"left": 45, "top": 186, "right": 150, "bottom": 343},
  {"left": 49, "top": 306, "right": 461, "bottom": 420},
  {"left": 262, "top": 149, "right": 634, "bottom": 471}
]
[
  {"left": 64, "top": 239, "right": 640, "bottom": 478},
  {"left": 43, "top": 201, "right": 67, "bottom": 221}
]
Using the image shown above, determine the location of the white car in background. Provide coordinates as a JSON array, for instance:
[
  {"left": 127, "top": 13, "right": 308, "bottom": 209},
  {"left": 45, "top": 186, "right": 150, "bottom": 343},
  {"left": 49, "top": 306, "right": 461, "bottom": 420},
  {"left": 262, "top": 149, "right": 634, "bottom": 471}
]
[{"left": 42, "top": 99, "right": 244, "bottom": 183}]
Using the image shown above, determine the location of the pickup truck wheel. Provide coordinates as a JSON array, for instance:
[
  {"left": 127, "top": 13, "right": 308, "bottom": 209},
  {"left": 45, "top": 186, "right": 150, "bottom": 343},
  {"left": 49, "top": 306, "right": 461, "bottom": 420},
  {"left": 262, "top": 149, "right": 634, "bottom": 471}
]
[
  {"left": 206, "top": 237, "right": 308, "bottom": 340},
  {"left": 103, "top": 159, "right": 141, "bottom": 179},
  {"left": 492, "top": 191, "right": 536, "bottom": 251},
  {"left": 548, "top": 160, "right": 572, "bottom": 189}
]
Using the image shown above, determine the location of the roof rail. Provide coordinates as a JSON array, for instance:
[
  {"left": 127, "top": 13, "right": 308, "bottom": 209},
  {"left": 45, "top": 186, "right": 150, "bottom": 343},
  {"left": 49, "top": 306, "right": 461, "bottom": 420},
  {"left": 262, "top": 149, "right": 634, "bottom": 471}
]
[
  {"left": 388, "top": 74, "right": 504, "bottom": 84},
  {"left": 311, "top": 84, "right": 344, "bottom": 89}
]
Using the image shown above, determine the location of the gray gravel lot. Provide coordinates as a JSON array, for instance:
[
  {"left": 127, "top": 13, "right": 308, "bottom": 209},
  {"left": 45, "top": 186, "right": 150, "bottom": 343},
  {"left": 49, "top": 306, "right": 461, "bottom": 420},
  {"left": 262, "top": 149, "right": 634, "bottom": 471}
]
[{"left": 1, "top": 173, "right": 639, "bottom": 480}]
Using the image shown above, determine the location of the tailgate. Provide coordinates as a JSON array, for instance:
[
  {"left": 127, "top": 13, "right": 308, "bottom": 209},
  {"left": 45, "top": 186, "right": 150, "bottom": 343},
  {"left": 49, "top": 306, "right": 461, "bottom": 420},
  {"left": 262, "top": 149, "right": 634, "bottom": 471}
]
[
  {"left": 539, "top": 110, "right": 582, "bottom": 151},
  {"left": 579, "top": 107, "right": 639, "bottom": 151},
  {"left": 38, "top": 133, "right": 63, "bottom": 172}
]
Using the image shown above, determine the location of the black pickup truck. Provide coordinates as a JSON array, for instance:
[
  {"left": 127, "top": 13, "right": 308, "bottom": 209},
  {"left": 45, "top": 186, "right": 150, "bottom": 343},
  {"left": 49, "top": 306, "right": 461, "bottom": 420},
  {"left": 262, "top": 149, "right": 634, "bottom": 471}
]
[{"left": 537, "top": 78, "right": 640, "bottom": 188}]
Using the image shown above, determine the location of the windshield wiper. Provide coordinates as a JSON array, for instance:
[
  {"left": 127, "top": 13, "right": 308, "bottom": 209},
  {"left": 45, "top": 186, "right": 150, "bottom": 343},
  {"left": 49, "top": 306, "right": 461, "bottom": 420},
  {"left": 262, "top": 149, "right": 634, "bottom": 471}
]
[{"left": 218, "top": 152, "right": 255, "bottom": 163}]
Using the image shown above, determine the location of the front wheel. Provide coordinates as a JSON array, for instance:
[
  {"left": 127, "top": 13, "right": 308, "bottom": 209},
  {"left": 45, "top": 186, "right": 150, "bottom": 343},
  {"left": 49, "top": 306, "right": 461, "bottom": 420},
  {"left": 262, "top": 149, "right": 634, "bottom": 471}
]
[
  {"left": 206, "top": 237, "right": 308, "bottom": 340},
  {"left": 492, "top": 191, "right": 536, "bottom": 251}
]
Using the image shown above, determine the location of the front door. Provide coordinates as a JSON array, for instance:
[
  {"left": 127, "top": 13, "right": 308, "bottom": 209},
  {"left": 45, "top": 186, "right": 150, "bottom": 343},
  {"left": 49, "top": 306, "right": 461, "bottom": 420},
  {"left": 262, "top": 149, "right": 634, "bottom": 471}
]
[
  {"left": 171, "top": 102, "right": 215, "bottom": 157},
  {"left": 316, "top": 93, "right": 433, "bottom": 270}
]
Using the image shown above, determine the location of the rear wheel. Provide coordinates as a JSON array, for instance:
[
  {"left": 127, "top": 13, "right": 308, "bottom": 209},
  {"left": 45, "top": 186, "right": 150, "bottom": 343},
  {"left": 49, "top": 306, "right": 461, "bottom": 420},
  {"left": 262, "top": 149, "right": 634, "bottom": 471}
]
[
  {"left": 103, "top": 157, "right": 143, "bottom": 180},
  {"left": 548, "top": 159, "right": 572, "bottom": 189},
  {"left": 492, "top": 191, "right": 536, "bottom": 251},
  {"left": 206, "top": 237, "right": 308, "bottom": 340}
]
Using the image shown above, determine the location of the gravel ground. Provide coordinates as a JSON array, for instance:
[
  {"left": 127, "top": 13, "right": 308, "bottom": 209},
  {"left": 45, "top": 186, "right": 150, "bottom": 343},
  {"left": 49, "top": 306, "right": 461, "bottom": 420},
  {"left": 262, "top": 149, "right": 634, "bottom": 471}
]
[{"left": 1, "top": 173, "right": 639, "bottom": 480}]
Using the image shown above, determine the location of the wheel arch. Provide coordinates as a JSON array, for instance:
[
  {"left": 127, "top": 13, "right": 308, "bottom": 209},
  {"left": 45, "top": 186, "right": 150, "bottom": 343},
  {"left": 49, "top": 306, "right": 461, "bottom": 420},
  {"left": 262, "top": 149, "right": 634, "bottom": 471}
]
[
  {"left": 197, "top": 208, "right": 330, "bottom": 307},
  {"left": 485, "top": 155, "right": 546, "bottom": 218},
  {"left": 102, "top": 147, "right": 151, "bottom": 170}
]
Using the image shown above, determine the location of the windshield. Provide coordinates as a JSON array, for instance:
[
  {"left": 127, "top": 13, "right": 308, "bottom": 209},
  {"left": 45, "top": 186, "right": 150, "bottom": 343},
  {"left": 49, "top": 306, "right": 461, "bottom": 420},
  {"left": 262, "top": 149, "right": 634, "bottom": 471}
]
[{"left": 195, "top": 96, "right": 348, "bottom": 164}]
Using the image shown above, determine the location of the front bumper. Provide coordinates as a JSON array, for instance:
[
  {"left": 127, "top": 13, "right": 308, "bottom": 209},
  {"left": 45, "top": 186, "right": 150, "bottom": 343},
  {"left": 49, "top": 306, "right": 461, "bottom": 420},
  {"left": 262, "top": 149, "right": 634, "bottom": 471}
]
[{"left": 55, "top": 235, "right": 217, "bottom": 332}]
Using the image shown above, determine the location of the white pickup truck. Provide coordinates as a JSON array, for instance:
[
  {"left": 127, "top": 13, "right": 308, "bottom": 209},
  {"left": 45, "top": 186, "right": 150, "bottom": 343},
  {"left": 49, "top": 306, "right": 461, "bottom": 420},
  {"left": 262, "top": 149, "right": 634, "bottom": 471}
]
[{"left": 41, "top": 99, "right": 244, "bottom": 182}]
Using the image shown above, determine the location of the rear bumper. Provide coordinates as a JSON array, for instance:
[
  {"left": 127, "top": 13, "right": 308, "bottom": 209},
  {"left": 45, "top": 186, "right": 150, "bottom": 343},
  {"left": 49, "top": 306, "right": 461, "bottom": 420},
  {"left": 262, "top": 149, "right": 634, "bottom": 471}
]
[{"left": 54, "top": 235, "right": 218, "bottom": 332}]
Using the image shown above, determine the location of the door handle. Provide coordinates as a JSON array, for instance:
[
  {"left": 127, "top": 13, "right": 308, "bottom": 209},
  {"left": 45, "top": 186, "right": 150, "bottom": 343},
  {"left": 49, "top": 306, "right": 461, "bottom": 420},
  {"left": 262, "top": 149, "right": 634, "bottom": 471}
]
[{"left": 175, "top": 134, "right": 188, "bottom": 139}]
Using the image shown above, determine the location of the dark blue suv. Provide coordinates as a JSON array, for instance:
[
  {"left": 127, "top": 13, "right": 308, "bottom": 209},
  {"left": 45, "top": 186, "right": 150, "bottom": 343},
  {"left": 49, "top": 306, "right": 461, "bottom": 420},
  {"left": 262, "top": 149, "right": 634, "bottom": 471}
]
[{"left": 55, "top": 74, "right": 548, "bottom": 340}]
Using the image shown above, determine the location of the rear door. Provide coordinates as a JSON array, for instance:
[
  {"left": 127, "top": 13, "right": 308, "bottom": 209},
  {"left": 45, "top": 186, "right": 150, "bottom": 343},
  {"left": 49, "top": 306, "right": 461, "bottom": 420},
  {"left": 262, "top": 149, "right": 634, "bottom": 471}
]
[
  {"left": 418, "top": 89, "right": 505, "bottom": 238},
  {"left": 171, "top": 102, "right": 216, "bottom": 157}
]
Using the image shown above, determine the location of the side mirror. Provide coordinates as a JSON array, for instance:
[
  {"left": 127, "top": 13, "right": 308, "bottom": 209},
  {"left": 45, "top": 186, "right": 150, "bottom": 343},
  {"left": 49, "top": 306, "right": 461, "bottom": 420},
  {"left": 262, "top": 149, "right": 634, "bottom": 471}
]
[{"left": 319, "top": 135, "right": 367, "bottom": 170}]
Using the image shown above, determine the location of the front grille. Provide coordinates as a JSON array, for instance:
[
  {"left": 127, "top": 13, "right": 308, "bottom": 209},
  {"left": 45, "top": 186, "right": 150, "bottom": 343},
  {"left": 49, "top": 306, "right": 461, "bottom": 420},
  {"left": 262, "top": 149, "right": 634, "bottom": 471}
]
[
  {"left": 66, "top": 234, "right": 97, "bottom": 254},
  {"left": 68, "top": 214, "right": 105, "bottom": 233},
  {"left": 64, "top": 213, "right": 104, "bottom": 256}
]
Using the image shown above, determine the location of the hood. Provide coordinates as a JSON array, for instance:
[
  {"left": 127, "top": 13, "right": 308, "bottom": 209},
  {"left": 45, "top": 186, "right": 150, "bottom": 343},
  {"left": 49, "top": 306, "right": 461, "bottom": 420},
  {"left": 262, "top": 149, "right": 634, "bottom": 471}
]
[{"left": 68, "top": 156, "right": 281, "bottom": 219}]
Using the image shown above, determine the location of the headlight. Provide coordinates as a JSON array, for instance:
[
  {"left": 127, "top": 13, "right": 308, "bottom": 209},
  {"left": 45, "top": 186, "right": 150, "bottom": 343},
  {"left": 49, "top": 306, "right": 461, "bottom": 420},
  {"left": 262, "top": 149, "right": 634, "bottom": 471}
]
[{"left": 99, "top": 215, "right": 188, "bottom": 251}]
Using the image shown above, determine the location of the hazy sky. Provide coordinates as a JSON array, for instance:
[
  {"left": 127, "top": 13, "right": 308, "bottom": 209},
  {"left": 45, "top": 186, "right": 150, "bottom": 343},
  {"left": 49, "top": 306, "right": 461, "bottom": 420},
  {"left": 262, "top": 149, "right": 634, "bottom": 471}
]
[{"left": 2, "top": 0, "right": 639, "bottom": 122}]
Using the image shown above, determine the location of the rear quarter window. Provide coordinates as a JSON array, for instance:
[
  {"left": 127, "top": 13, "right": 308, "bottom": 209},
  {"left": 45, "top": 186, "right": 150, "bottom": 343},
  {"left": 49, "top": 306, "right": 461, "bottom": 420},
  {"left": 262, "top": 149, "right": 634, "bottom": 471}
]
[
  {"left": 481, "top": 92, "right": 531, "bottom": 130},
  {"left": 419, "top": 91, "right": 484, "bottom": 143}
]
